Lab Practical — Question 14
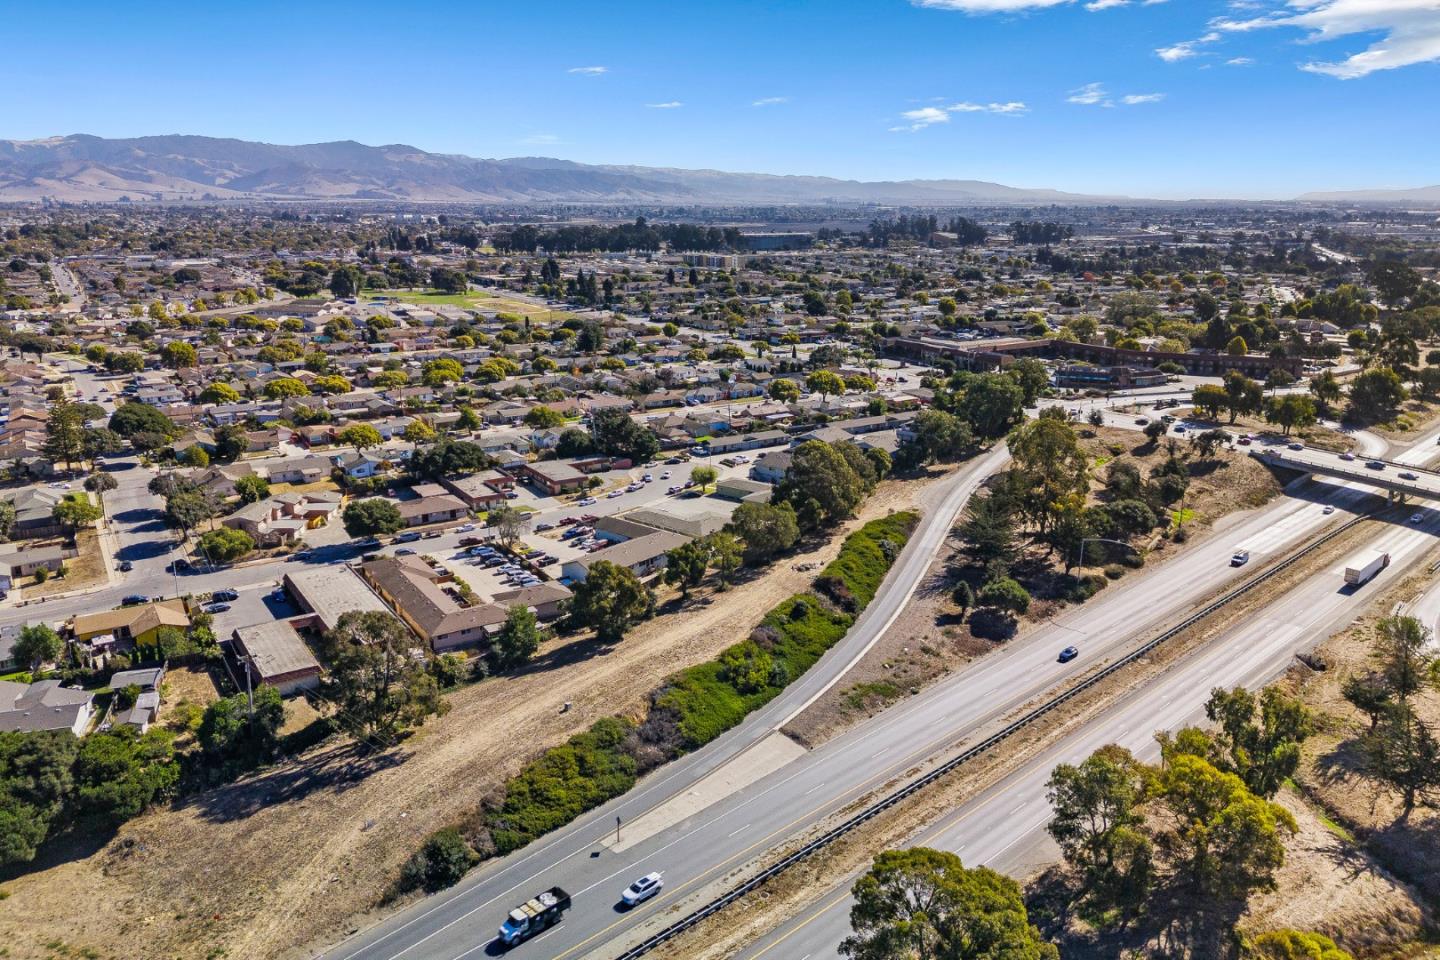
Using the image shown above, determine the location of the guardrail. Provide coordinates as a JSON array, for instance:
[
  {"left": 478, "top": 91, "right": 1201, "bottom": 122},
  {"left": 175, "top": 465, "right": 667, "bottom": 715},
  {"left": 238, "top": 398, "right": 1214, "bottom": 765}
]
[{"left": 612, "top": 511, "right": 1374, "bottom": 959}]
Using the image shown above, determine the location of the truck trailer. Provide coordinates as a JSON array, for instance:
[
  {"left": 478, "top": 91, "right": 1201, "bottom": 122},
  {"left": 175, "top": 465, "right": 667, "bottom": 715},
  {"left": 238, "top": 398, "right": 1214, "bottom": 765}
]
[
  {"left": 498, "top": 887, "right": 571, "bottom": 947},
  {"left": 1343, "top": 550, "right": 1390, "bottom": 586}
]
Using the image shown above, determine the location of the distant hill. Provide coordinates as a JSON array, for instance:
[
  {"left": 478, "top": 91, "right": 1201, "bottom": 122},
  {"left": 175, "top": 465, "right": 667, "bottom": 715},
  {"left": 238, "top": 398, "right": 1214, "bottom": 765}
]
[
  {"left": 0, "top": 134, "right": 1124, "bottom": 204},
  {"left": 1296, "top": 185, "right": 1440, "bottom": 206}
]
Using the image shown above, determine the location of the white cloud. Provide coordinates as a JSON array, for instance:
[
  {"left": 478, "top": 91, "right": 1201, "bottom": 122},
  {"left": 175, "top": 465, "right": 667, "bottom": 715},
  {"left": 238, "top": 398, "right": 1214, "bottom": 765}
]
[
  {"left": 752, "top": 96, "right": 789, "bottom": 107},
  {"left": 1067, "top": 81, "right": 1112, "bottom": 104},
  {"left": 1214, "top": 0, "right": 1440, "bottom": 78},
  {"left": 890, "top": 100, "right": 1027, "bottom": 130},
  {"left": 567, "top": 65, "right": 607, "bottom": 75},
  {"left": 646, "top": 101, "right": 684, "bottom": 109},
  {"left": 1227, "top": 55, "right": 1256, "bottom": 63},
  {"left": 1085, "top": 0, "right": 1130, "bottom": 8},
  {"left": 1068, "top": 82, "right": 1166, "bottom": 106},
  {"left": 1156, "top": 31, "right": 1223, "bottom": 60}
]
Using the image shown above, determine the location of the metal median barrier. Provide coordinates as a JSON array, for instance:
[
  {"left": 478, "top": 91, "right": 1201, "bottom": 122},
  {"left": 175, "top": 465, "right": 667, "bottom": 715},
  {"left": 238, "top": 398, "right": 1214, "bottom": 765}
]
[{"left": 613, "top": 512, "right": 1373, "bottom": 959}]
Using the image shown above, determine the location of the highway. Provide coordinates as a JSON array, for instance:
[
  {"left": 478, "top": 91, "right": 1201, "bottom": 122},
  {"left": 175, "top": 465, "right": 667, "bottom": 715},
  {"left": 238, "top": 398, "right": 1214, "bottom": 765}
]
[
  {"left": 738, "top": 500, "right": 1440, "bottom": 960},
  {"left": 316, "top": 423, "right": 1432, "bottom": 960},
  {"left": 1255, "top": 442, "right": 1440, "bottom": 502}
]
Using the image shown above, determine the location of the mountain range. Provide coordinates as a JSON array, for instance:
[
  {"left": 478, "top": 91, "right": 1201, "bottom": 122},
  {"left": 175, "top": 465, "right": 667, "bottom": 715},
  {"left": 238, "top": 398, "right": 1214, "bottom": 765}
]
[{"left": 0, "top": 135, "right": 1435, "bottom": 206}]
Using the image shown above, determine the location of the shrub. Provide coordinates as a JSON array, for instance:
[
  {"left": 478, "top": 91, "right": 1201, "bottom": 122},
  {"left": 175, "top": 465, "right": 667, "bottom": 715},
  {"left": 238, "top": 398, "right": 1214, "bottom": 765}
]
[
  {"left": 399, "top": 827, "right": 476, "bottom": 893},
  {"left": 816, "top": 513, "right": 918, "bottom": 610},
  {"left": 486, "top": 717, "right": 639, "bottom": 854},
  {"left": 1103, "top": 563, "right": 1126, "bottom": 580}
]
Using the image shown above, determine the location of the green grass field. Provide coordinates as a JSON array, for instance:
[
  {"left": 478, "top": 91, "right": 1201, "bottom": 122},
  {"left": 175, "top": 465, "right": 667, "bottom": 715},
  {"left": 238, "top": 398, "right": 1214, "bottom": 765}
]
[{"left": 373, "top": 288, "right": 574, "bottom": 320}]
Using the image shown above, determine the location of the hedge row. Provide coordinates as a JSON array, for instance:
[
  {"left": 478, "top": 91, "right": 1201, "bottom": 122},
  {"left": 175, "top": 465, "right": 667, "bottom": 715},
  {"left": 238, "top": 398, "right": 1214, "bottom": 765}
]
[{"left": 437, "top": 511, "right": 919, "bottom": 883}]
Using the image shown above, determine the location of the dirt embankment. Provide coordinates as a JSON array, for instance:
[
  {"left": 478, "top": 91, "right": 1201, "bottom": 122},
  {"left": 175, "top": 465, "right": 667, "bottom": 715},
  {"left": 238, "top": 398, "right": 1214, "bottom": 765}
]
[{"left": 0, "top": 476, "right": 940, "bottom": 960}]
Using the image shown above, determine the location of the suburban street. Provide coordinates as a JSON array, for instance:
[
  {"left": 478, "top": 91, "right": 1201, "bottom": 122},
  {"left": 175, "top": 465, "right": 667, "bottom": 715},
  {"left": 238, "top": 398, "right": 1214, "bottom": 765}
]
[{"left": 316, "top": 422, "right": 1440, "bottom": 960}]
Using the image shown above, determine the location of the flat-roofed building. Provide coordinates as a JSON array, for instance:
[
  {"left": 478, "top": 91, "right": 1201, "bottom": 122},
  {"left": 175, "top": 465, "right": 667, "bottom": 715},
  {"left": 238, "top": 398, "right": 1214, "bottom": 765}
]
[
  {"left": 283, "top": 565, "right": 390, "bottom": 634},
  {"left": 232, "top": 621, "right": 322, "bottom": 696}
]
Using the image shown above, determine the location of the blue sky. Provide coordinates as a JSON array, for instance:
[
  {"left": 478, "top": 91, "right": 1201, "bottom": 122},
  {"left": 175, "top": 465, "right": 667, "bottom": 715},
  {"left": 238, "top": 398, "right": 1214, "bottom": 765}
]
[{"left": 5, "top": 0, "right": 1438, "bottom": 199}]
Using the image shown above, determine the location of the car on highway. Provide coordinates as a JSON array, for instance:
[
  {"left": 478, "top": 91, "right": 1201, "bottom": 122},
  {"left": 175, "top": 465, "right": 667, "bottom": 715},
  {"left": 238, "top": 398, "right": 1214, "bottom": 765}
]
[
  {"left": 1057, "top": 646, "right": 1079, "bottom": 664},
  {"left": 1230, "top": 550, "right": 1250, "bottom": 566},
  {"left": 1411, "top": 513, "right": 1424, "bottom": 524},
  {"left": 205, "top": 602, "right": 231, "bottom": 613},
  {"left": 1288, "top": 442, "right": 1303, "bottom": 451},
  {"left": 1367, "top": 460, "right": 1386, "bottom": 470},
  {"left": 1340, "top": 452, "right": 1355, "bottom": 461},
  {"left": 1323, "top": 505, "right": 1336, "bottom": 514},
  {"left": 1400, "top": 471, "right": 1418, "bottom": 480},
  {"left": 620, "top": 872, "right": 663, "bottom": 906}
]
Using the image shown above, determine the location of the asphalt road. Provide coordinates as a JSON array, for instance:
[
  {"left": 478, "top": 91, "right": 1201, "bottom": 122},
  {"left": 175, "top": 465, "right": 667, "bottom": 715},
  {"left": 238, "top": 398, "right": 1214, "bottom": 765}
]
[
  {"left": 739, "top": 494, "right": 1440, "bottom": 960},
  {"left": 316, "top": 425, "right": 1434, "bottom": 960}
]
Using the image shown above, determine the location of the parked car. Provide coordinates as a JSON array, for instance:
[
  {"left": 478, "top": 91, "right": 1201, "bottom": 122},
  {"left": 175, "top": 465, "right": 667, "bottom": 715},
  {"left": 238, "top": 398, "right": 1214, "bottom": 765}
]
[
  {"left": 642, "top": 474, "right": 653, "bottom": 482},
  {"left": 1057, "top": 646, "right": 1080, "bottom": 664},
  {"left": 607, "top": 490, "right": 624, "bottom": 499},
  {"left": 121, "top": 594, "right": 148, "bottom": 606},
  {"left": 559, "top": 516, "right": 579, "bottom": 525},
  {"left": 212, "top": 589, "right": 239, "bottom": 602},
  {"left": 395, "top": 547, "right": 416, "bottom": 556},
  {"left": 456, "top": 523, "right": 476, "bottom": 533},
  {"left": 395, "top": 531, "right": 422, "bottom": 543},
  {"left": 660, "top": 471, "right": 671, "bottom": 480},
  {"left": 459, "top": 536, "right": 484, "bottom": 547},
  {"left": 205, "top": 602, "right": 231, "bottom": 614},
  {"left": 535, "top": 522, "right": 555, "bottom": 532},
  {"left": 578, "top": 497, "right": 597, "bottom": 506},
  {"left": 117, "top": 560, "right": 133, "bottom": 572},
  {"left": 620, "top": 872, "right": 664, "bottom": 907}
]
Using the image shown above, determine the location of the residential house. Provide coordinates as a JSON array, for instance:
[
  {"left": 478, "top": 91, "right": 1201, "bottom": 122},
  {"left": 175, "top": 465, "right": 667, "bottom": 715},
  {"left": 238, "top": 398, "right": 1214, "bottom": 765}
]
[
  {"left": 395, "top": 494, "right": 468, "bottom": 528},
  {"left": 4, "top": 487, "right": 67, "bottom": 539},
  {"left": 518, "top": 460, "right": 587, "bottom": 496},
  {"left": 107, "top": 666, "right": 164, "bottom": 732},
  {"left": 561, "top": 519, "right": 688, "bottom": 583},
  {"left": 0, "top": 679, "right": 94, "bottom": 735},
  {"left": 360, "top": 555, "right": 507, "bottom": 653},
  {"left": 71, "top": 600, "right": 190, "bottom": 647},
  {"left": 749, "top": 450, "right": 793, "bottom": 484}
]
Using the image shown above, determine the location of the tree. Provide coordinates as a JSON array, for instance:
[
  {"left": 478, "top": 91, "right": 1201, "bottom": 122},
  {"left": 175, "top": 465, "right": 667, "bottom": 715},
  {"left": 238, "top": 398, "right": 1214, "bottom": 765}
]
[
  {"left": 43, "top": 399, "right": 87, "bottom": 472},
  {"left": 726, "top": 501, "right": 800, "bottom": 565},
  {"left": 1200, "top": 686, "right": 1313, "bottom": 798},
  {"left": 1222, "top": 371, "right": 1264, "bottom": 424},
  {"left": 1350, "top": 616, "right": 1440, "bottom": 812},
  {"left": 1007, "top": 358, "right": 1050, "bottom": 407},
  {"left": 691, "top": 465, "right": 718, "bottom": 491},
  {"left": 524, "top": 405, "right": 566, "bottom": 428},
  {"left": 264, "top": 377, "right": 310, "bottom": 400},
  {"left": 1347, "top": 367, "right": 1407, "bottom": 422},
  {"left": 486, "top": 503, "right": 530, "bottom": 547},
  {"left": 589, "top": 408, "right": 660, "bottom": 464},
  {"left": 178, "top": 445, "right": 209, "bottom": 468},
  {"left": 198, "top": 685, "right": 284, "bottom": 766},
  {"left": 1189, "top": 428, "right": 1231, "bottom": 459},
  {"left": 109, "top": 401, "right": 178, "bottom": 440},
  {"left": 806, "top": 369, "right": 846, "bottom": 400},
  {"left": 0, "top": 730, "right": 78, "bottom": 866},
  {"left": 493, "top": 604, "right": 546, "bottom": 669},
  {"left": 663, "top": 539, "right": 710, "bottom": 598},
  {"left": 841, "top": 848, "right": 1056, "bottom": 960},
  {"left": 329, "top": 264, "right": 365, "bottom": 299},
  {"left": 337, "top": 423, "right": 383, "bottom": 454},
  {"left": 311, "top": 374, "right": 353, "bottom": 396},
  {"left": 952, "top": 581, "right": 975, "bottom": 621},
  {"left": 196, "top": 527, "right": 254, "bottom": 564},
  {"left": 160, "top": 340, "right": 197, "bottom": 369},
  {"left": 70, "top": 727, "right": 179, "bottom": 826},
  {"left": 211, "top": 424, "right": 247, "bottom": 463},
  {"left": 768, "top": 378, "right": 801, "bottom": 403},
  {"left": 1191, "top": 384, "right": 1229, "bottom": 420},
  {"left": 84, "top": 471, "right": 118, "bottom": 508},
  {"left": 706, "top": 531, "right": 743, "bottom": 589},
  {"left": 1154, "top": 752, "right": 1296, "bottom": 900},
  {"left": 569, "top": 560, "right": 650, "bottom": 643},
  {"left": 978, "top": 577, "right": 1031, "bottom": 617},
  {"left": 957, "top": 373, "right": 1025, "bottom": 440},
  {"left": 1143, "top": 420, "right": 1167, "bottom": 445},
  {"left": 1226, "top": 335, "right": 1249, "bottom": 356},
  {"left": 1008, "top": 417, "right": 1089, "bottom": 534},
  {"left": 0, "top": 500, "right": 15, "bottom": 542},
  {"left": 1046, "top": 745, "right": 1153, "bottom": 919},
  {"left": 324, "top": 611, "right": 448, "bottom": 740},
  {"left": 775, "top": 440, "right": 867, "bottom": 529},
  {"left": 898, "top": 409, "right": 973, "bottom": 469},
  {"left": 401, "top": 827, "right": 476, "bottom": 893},
  {"left": 14, "top": 624, "right": 62, "bottom": 671},
  {"left": 1265, "top": 394, "right": 1318, "bottom": 436},
  {"left": 1369, "top": 260, "right": 1421, "bottom": 309},
  {"left": 343, "top": 498, "right": 404, "bottom": 539},
  {"left": 52, "top": 494, "right": 101, "bottom": 539},
  {"left": 234, "top": 474, "right": 270, "bottom": 504},
  {"left": 402, "top": 418, "right": 436, "bottom": 443},
  {"left": 957, "top": 493, "right": 1018, "bottom": 576},
  {"left": 423, "top": 358, "right": 464, "bottom": 387},
  {"left": 164, "top": 487, "right": 217, "bottom": 539},
  {"left": 407, "top": 438, "right": 491, "bottom": 480}
]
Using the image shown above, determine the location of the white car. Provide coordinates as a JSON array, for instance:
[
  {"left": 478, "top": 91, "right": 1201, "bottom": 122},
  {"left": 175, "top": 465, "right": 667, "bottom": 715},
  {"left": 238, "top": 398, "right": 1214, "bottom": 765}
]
[
  {"left": 607, "top": 489, "right": 624, "bottom": 498},
  {"left": 1410, "top": 513, "right": 1424, "bottom": 524},
  {"left": 1322, "top": 505, "right": 1335, "bottom": 515},
  {"left": 661, "top": 471, "right": 671, "bottom": 479},
  {"left": 577, "top": 497, "right": 597, "bottom": 506},
  {"left": 620, "top": 871, "right": 663, "bottom": 906}
]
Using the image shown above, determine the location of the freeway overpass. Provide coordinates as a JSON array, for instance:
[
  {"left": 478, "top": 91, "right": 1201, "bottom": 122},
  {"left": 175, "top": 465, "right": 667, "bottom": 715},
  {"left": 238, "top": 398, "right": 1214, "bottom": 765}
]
[{"left": 1252, "top": 442, "right": 1440, "bottom": 502}]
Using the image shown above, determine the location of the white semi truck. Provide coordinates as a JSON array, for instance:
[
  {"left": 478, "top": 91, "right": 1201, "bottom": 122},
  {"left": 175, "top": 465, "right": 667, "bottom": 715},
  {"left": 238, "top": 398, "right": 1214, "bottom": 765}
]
[{"left": 1343, "top": 550, "right": 1390, "bottom": 586}]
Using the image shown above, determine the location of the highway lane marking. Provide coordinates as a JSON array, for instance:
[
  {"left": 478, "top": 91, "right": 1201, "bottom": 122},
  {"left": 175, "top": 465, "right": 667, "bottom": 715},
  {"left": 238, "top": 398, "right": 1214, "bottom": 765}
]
[
  {"left": 738, "top": 887, "right": 855, "bottom": 960},
  {"left": 802, "top": 782, "right": 825, "bottom": 796},
  {"left": 727, "top": 823, "right": 751, "bottom": 838}
]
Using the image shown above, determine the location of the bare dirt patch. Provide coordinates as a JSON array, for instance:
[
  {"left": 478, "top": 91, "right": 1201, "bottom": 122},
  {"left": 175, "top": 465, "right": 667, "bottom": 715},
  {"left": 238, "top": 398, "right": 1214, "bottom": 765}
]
[
  {"left": 25, "top": 530, "right": 107, "bottom": 598},
  {"left": 0, "top": 473, "right": 947, "bottom": 960}
]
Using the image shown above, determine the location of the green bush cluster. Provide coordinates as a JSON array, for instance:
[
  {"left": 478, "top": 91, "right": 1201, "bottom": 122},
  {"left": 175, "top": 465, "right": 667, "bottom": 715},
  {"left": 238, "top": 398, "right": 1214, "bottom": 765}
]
[
  {"left": 815, "top": 512, "right": 918, "bottom": 610},
  {"left": 485, "top": 716, "right": 639, "bottom": 854}
]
